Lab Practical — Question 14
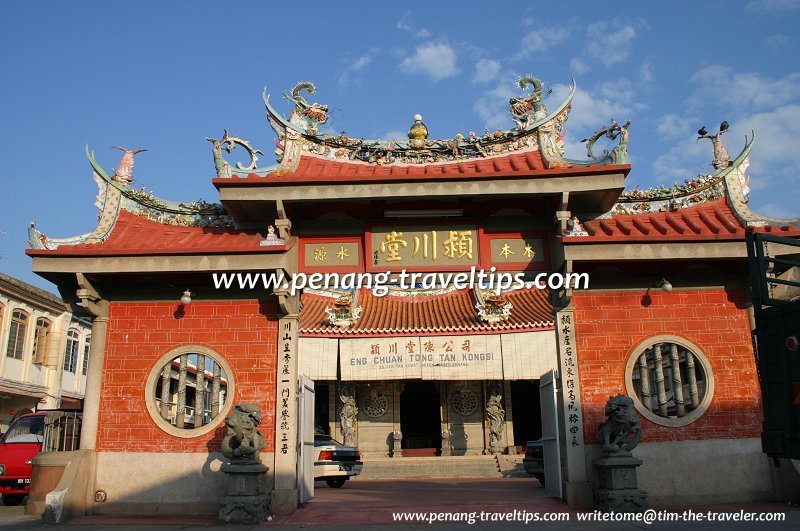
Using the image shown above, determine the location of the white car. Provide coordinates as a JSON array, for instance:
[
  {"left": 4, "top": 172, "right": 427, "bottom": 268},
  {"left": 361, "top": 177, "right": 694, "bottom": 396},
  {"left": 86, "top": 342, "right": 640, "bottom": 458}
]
[{"left": 314, "top": 434, "right": 363, "bottom": 488}]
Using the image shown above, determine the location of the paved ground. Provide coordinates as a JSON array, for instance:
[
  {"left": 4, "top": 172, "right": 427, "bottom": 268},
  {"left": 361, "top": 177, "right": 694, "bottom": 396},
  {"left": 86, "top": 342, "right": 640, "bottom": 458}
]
[{"left": 1, "top": 479, "right": 798, "bottom": 529}]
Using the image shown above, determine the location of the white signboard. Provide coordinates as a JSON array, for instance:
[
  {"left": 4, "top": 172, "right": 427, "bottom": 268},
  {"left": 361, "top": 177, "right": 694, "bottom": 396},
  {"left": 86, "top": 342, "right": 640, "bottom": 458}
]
[
  {"left": 339, "top": 337, "right": 422, "bottom": 380},
  {"left": 419, "top": 334, "right": 503, "bottom": 380},
  {"left": 339, "top": 335, "right": 503, "bottom": 381}
]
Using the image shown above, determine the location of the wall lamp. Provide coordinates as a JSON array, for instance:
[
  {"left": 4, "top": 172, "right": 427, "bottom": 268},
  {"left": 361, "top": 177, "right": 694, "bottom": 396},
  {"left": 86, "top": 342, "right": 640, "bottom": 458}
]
[
  {"left": 384, "top": 209, "right": 463, "bottom": 218},
  {"left": 654, "top": 278, "right": 673, "bottom": 292},
  {"left": 180, "top": 290, "right": 193, "bottom": 305}
]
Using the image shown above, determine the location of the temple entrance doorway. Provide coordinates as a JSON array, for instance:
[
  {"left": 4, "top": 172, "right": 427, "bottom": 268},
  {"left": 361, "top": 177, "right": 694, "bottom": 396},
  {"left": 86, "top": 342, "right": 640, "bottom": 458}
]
[
  {"left": 314, "top": 383, "right": 329, "bottom": 435},
  {"left": 400, "top": 381, "right": 441, "bottom": 456},
  {"left": 510, "top": 380, "right": 542, "bottom": 447}
]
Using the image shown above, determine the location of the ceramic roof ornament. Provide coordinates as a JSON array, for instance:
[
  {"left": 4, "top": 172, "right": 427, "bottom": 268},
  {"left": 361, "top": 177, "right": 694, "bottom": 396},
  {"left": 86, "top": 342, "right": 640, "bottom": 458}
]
[
  {"left": 110, "top": 145, "right": 147, "bottom": 184},
  {"left": 697, "top": 121, "right": 731, "bottom": 170}
]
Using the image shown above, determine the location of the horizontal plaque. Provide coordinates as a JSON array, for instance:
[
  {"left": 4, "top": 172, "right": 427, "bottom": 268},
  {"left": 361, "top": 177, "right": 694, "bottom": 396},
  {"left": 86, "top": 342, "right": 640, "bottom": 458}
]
[{"left": 369, "top": 225, "right": 479, "bottom": 269}]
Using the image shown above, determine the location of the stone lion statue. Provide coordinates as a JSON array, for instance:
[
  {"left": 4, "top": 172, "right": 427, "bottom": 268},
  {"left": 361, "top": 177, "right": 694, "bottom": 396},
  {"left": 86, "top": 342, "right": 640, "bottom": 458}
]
[
  {"left": 221, "top": 403, "right": 266, "bottom": 463},
  {"left": 596, "top": 394, "right": 641, "bottom": 455}
]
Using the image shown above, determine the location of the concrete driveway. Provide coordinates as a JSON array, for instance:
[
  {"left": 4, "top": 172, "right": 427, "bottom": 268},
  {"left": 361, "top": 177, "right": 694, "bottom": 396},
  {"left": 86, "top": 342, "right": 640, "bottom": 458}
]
[{"left": 4, "top": 479, "right": 798, "bottom": 529}]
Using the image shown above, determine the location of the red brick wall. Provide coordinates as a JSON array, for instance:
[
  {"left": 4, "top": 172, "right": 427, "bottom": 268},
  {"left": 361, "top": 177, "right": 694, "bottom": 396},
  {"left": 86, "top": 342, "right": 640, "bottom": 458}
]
[
  {"left": 574, "top": 289, "right": 760, "bottom": 443},
  {"left": 98, "top": 299, "right": 278, "bottom": 452}
]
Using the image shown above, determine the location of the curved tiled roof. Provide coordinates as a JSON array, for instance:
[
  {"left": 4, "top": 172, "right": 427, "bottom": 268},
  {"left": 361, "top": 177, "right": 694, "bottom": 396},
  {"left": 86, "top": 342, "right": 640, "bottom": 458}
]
[
  {"left": 214, "top": 150, "right": 629, "bottom": 185},
  {"left": 564, "top": 199, "right": 751, "bottom": 242},
  {"left": 28, "top": 210, "right": 288, "bottom": 256},
  {"left": 299, "top": 287, "right": 554, "bottom": 337}
]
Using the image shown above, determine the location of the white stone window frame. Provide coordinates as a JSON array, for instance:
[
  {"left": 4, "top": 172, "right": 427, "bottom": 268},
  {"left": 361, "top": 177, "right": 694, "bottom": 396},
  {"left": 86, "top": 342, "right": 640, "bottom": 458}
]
[
  {"left": 145, "top": 345, "right": 235, "bottom": 439},
  {"left": 624, "top": 335, "right": 715, "bottom": 428}
]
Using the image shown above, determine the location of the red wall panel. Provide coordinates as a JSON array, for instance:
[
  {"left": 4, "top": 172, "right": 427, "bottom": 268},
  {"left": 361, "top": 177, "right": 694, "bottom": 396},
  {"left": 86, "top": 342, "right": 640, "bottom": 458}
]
[
  {"left": 98, "top": 299, "right": 278, "bottom": 452},
  {"left": 574, "top": 289, "right": 761, "bottom": 443}
]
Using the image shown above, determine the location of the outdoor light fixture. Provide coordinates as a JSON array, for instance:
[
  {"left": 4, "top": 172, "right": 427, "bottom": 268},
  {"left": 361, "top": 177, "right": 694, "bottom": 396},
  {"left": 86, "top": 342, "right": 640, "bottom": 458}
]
[
  {"left": 180, "top": 290, "right": 192, "bottom": 305},
  {"left": 654, "top": 278, "right": 673, "bottom": 292},
  {"left": 384, "top": 209, "right": 463, "bottom": 218}
]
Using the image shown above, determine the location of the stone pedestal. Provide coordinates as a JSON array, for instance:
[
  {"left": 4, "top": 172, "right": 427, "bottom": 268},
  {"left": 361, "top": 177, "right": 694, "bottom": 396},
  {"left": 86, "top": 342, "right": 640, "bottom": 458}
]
[
  {"left": 593, "top": 454, "right": 648, "bottom": 511},
  {"left": 440, "top": 431, "right": 451, "bottom": 456},
  {"left": 391, "top": 431, "right": 403, "bottom": 458},
  {"left": 219, "top": 462, "right": 270, "bottom": 523}
]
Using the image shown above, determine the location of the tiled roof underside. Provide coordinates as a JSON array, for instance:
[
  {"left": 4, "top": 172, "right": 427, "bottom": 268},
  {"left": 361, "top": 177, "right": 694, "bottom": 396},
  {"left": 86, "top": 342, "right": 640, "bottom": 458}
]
[
  {"left": 300, "top": 287, "right": 554, "bottom": 336},
  {"left": 39, "top": 210, "right": 273, "bottom": 254},
  {"left": 569, "top": 199, "right": 756, "bottom": 242}
]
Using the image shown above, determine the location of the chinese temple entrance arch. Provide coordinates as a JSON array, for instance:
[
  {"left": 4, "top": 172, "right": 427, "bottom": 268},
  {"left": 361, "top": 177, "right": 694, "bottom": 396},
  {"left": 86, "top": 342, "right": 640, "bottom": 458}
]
[{"left": 400, "top": 381, "right": 442, "bottom": 456}]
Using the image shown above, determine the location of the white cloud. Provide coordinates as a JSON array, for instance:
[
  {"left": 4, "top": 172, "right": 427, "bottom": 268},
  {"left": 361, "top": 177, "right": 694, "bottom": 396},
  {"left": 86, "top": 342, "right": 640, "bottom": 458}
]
[
  {"left": 568, "top": 18, "right": 642, "bottom": 75},
  {"left": 651, "top": 136, "right": 710, "bottom": 185},
  {"left": 555, "top": 82, "right": 643, "bottom": 130},
  {"left": 752, "top": 203, "right": 797, "bottom": 218},
  {"left": 639, "top": 60, "right": 654, "bottom": 83},
  {"left": 383, "top": 130, "right": 407, "bottom": 140},
  {"left": 513, "top": 27, "right": 572, "bottom": 61},
  {"left": 764, "top": 34, "right": 791, "bottom": 52},
  {"left": 397, "top": 11, "right": 431, "bottom": 38},
  {"left": 570, "top": 57, "right": 589, "bottom": 75},
  {"left": 398, "top": 42, "right": 459, "bottom": 81},
  {"left": 472, "top": 59, "right": 501, "bottom": 84},
  {"left": 737, "top": 104, "right": 800, "bottom": 182},
  {"left": 338, "top": 51, "right": 376, "bottom": 87},
  {"left": 473, "top": 83, "right": 516, "bottom": 132},
  {"left": 687, "top": 65, "right": 800, "bottom": 112},
  {"left": 585, "top": 18, "right": 638, "bottom": 67},
  {"left": 655, "top": 113, "right": 694, "bottom": 141},
  {"left": 397, "top": 11, "right": 413, "bottom": 32},
  {"left": 745, "top": 0, "right": 800, "bottom": 13}
]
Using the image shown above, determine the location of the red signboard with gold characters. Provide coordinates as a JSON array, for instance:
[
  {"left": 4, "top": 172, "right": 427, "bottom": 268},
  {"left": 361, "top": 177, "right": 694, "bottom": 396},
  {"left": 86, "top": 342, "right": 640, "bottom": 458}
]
[{"left": 299, "top": 223, "right": 549, "bottom": 273}]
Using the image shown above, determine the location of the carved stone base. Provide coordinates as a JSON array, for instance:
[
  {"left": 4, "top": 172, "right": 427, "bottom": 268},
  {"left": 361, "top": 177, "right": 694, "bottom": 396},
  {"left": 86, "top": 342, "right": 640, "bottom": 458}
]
[
  {"left": 391, "top": 432, "right": 402, "bottom": 457},
  {"left": 593, "top": 488, "right": 648, "bottom": 511},
  {"left": 593, "top": 455, "right": 648, "bottom": 511},
  {"left": 219, "top": 462, "right": 270, "bottom": 523}
]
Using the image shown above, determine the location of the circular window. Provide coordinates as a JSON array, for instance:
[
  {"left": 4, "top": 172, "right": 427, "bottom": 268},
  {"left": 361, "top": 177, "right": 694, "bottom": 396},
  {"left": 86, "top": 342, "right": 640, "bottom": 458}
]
[
  {"left": 363, "top": 390, "right": 388, "bottom": 418},
  {"left": 452, "top": 389, "right": 478, "bottom": 416},
  {"left": 625, "top": 335, "right": 714, "bottom": 427},
  {"left": 145, "top": 346, "right": 235, "bottom": 438}
]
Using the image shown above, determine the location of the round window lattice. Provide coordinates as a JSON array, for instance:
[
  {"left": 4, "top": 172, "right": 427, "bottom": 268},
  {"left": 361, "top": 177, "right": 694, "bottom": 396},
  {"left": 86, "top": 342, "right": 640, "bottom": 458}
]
[
  {"left": 363, "top": 392, "right": 388, "bottom": 418},
  {"left": 625, "top": 335, "right": 715, "bottom": 428},
  {"left": 452, "top": 390, "right": 478, "bottom": 416}
]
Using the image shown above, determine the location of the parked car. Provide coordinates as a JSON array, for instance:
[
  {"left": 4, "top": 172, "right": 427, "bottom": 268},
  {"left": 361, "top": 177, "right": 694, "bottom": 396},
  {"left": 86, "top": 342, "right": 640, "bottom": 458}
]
[
  {"left": 0, "top": 410, "right": 82, "bottom": 506},
  {"left": 314, "top": 433, "right": 363, "bottom": 488},
  {"left": 0, "top": 412, "right": 46, "bottom": 505},
  {"left": 522, "top": 439, "right": 545, "bottom": 486}
]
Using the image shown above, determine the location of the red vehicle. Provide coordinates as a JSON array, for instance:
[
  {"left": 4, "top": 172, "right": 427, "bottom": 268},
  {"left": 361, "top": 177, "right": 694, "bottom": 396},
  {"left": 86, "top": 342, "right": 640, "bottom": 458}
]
[{"left": 0, "top": 412, "right": 46, "bottom": 506}]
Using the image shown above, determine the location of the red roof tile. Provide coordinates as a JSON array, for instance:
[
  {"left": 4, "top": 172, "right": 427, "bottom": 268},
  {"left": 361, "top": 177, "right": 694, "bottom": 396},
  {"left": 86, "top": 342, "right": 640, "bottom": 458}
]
[
  {"left": 28, "top": 210, "right": 288, "bottom": 256},
  {"left": 214, "top": 151, "right": 630, "bottom": 186},
  {"left": 299, "top": 287, "right": 554, "bottom": 337},
  {"left": 564, "top": 199, "right": 748, "bottom": 242}
]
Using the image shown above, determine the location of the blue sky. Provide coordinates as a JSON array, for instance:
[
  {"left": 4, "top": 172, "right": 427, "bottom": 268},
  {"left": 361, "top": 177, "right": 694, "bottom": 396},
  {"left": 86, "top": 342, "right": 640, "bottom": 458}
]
[{"left": 2, "top": 1, "right": 799, "bottom": 293}]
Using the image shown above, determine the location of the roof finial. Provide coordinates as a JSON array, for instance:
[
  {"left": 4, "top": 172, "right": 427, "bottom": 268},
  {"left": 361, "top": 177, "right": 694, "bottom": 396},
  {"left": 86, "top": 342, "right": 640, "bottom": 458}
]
[
  {"left": 110, "top": 145, "right": 148, "bottom": 184},
  {"left": 697, "top": 121, "right": 730, "bottom": 170},
  {"left": 408, "top": 114, "right": 429, "bottom": 145}
]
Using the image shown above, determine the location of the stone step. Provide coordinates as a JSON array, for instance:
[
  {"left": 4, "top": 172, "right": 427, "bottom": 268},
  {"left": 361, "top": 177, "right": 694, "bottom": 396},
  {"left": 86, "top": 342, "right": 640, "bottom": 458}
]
[{"left": 355, "top": 456, "right": 503, "bottom": 479}]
